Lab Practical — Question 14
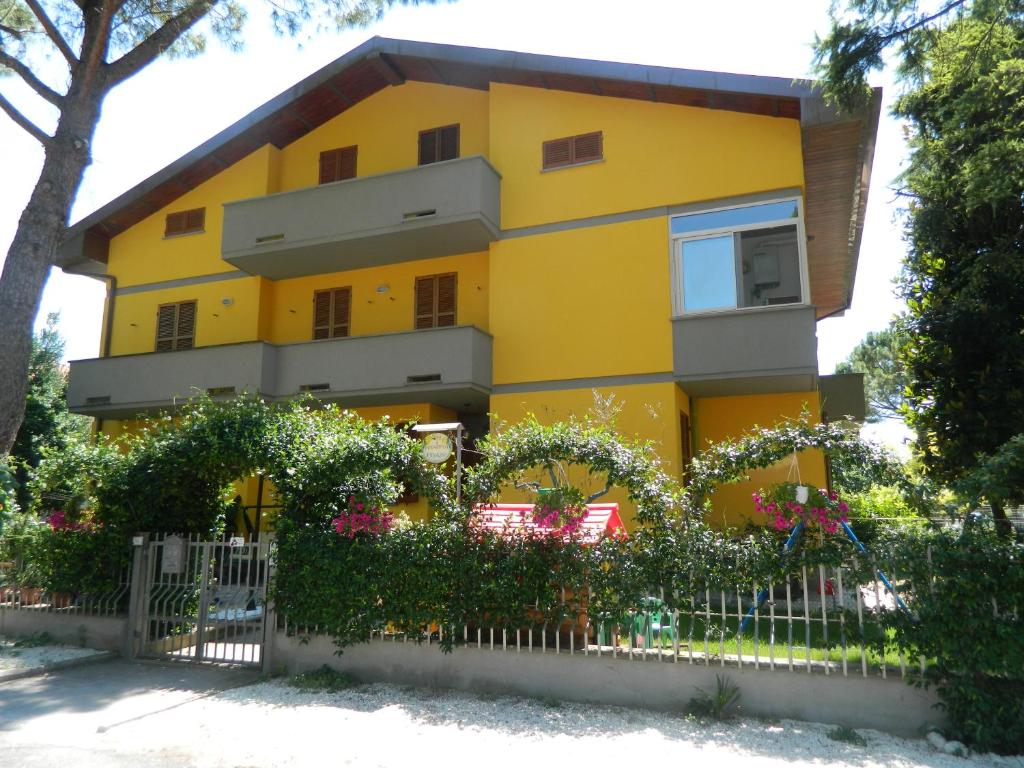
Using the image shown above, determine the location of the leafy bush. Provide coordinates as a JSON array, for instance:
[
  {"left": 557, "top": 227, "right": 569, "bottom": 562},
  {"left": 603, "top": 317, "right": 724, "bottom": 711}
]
[{"left": 28, "top": 525, "right": 130, "bottom": 596}]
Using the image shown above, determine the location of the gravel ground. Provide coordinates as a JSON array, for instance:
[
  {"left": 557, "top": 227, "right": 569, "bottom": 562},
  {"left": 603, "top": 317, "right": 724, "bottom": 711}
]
[
  {"left": 0, "top": 636, "right": 104, "bottom": 675},
  {"left": 73, "top": 680, "right": 1024, "bottom": 767}
]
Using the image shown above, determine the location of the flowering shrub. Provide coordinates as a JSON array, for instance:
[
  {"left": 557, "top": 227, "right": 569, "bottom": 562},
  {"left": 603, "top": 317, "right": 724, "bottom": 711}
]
[
  {"left": 331, "top": 496, "right": 393, "bottom": 537},
  {"left": 532, "top": 485, "right": 588, "bottom": 533},
  {"left": 753, "top": 482, "right": 849, "bottom": 533},
  {"left": 45, "top": 509, "right": 95, "bottom": 532}
]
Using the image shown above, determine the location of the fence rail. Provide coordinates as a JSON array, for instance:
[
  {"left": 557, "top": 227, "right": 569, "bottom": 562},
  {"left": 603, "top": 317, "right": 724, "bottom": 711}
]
[
  {"left": 281, "top": 557, "right": 925, "bottom": 680},
  {"left": 0, "top": 568, "right": 132, "bottom": 617}
]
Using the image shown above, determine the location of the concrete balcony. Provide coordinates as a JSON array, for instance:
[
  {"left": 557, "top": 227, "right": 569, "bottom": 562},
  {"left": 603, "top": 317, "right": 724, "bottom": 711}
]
[
  {"left": 672, "top": 304, "right": 818, "bottom": 396},
  {"left": 68, "top": 326, "right": 493, "bottom": 418},
  {"left": 221, "top": 156, "right": 501, "bottom": 280}
]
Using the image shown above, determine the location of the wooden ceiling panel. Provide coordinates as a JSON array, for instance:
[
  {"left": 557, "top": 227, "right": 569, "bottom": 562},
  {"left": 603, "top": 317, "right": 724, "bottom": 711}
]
[
  {"left": 490, "top": 68, "right": 549, "bottom": 89},
  {"left": 651, "top": 85, "right": 712, "bottom": 109},
  {"left": 542, "top": 73, "right": 600, "bottom": 95},
  {"left": 592, "top": 78, "right": 652, "bottom": 100},
  {"left": 389, "top": 54, "right": 444, "bottom": 83}
]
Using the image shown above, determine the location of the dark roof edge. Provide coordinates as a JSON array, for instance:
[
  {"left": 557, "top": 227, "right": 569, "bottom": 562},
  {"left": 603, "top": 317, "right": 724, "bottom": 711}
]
[{"left": 842, "top": 85, "right": 884, "bottom": 314}]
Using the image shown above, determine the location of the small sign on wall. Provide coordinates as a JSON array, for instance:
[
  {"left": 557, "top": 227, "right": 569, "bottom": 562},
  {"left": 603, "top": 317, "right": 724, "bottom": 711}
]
[{"left": 161, "top": 535, "right": 185, "bottom": 574}]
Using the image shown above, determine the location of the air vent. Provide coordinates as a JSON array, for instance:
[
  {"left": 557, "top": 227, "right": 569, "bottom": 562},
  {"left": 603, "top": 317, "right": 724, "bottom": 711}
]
[
  {"left": 406, "top": 373, "right": 441, "bottom": 384},
  {"left": 299, "top": 383, "right": 330, "bottom": 392},
  {"left": 402, "top": 209, "right": 437, "bottom": 221},
  {"left": 255, "top": 233, "right": 285, "bottom": 244},
  {"left": 206, "top": 386, "right": 236, "bottom": 396},
  {"left": 85, "top": 395, "right": 111, "bottom": 406}
]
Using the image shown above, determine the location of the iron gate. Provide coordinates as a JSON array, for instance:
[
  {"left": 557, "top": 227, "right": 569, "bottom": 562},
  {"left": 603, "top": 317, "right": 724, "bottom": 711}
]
[{"left": 139, "top": 534, "right": 271, "bottom": 666}]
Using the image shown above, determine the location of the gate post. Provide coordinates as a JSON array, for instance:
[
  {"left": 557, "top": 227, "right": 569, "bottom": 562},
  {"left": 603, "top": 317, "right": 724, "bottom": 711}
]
[
  {"left": 125, "top": 532, "right": 150, "bottom": 659},
  {"left": 260, "top": 533, "right": 277, "bottom": 674}
]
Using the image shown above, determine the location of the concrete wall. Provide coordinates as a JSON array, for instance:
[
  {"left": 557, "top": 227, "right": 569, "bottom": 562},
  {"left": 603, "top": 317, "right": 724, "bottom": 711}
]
[
  {"left": 267, "top": 632, "right": 943, "bottom": 739},
  {"left": 0, "top": 610, "right": 127, "bottom": 654},
  {"left": 672, "top": 304, "right": 817, "bottom": 396}
]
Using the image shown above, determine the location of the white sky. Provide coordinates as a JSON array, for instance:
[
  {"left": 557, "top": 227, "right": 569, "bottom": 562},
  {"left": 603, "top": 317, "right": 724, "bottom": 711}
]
[{"left": 0, "top": 0, "right": 909, "bottom": 441}]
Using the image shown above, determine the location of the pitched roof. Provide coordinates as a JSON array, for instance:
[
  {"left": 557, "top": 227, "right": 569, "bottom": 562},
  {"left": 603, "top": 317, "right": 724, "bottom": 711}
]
[{"left": 61, "top": 37, "right": 880, "bottom": 317}]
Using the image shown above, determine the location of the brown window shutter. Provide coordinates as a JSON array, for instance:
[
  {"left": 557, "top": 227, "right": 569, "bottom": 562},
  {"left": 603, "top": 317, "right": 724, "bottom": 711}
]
[
  {"left": 680, "top": 412, "right": 692, "bottom": 484},
  {"left": 418, "top": 130, "right": 437, "bottom": 166},
  {"left": 414, "top": 276, "right": 436, "bottom": 329},
  {"left": 439, "top": 125, "right": 459, "bottom": 161},
  {"left": 543, "top": 138, "right": 572, "bottom": 169},
  {"left": 175, "top": 301, "right": 196, "bottom": 350},
  {"left": 155, "top": 304, "right": 177, "bottom": 352},
  {"left": 436, "top": 273, "right": 457, "bottom": 327},
  {"left": 572, "top": 131, "right": 603, "bottom": 163},
  {"left": 319, "top": 146, "right": 357, "bottom": 184},
  {"left": 313, "top": 290, "right": 332, "bottom": 339},
  {"left": 164, "top": 208, "right": 205, "bottom": 236},
  {"left": 331, "top": 287, "right": 351, "bottom": 337}
]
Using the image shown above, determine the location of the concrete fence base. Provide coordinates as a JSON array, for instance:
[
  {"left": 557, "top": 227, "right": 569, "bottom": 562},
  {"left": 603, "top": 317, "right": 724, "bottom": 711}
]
[
  {"left": 268, "top": 631, "right": 944, "bottom": 739},
  {"left": 0, "top": 609, "right": 128, "bottom": 654}
]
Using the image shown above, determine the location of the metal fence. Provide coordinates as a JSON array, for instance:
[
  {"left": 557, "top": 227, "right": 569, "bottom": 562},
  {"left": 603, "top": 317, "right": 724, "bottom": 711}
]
[
  {"left": 0, "top": 567, "right": 132, "bottom": 617},
  {"left": 281, "top": 557, "right": 923, "bottom": 680}
]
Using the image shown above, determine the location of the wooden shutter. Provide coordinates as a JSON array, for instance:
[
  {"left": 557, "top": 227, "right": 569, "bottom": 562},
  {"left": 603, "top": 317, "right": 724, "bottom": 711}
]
[
  {"left": 418, "top": 129, "right": 437, "bottom": 166},
  {"left": 319, "top": 146, "right": 357, "bottom": 184},
  {"left": 436, "top": 273, "right": 456, "bottom": 327},
  {"left": 439, "top": 125, "right": 459, "bottom": 161},
  {"left": 418, "top": 125, "right": 460, "bottom": 165},
  {"left": 680, "top": 412, "right": 692, "bottom": 484},
  {"left": 164, "top": 208, "right": 205, "bottom": 236},
  {"left": 155, "top": 301, "right": 196, "bottom": 352},
  {"left": 572, "top": 131, "right": 603, "bottom": 163},
  {"left": 414, "top": 274, "right": 457, "bottom": 329},
  {"left": 542, "top": 132, "right": 603, "bottom": 169},
  {"left": 155, "top": 304, "right": 177, "bottom": 351},
  {"left": 415, "top": 276, "right": 436, "bottom": 329},
  {"left": 542, "top": 138, "right": 572, "bottom": 169},
  {"left": 313, "top": 288, "right": 351, "bottom": 339}
]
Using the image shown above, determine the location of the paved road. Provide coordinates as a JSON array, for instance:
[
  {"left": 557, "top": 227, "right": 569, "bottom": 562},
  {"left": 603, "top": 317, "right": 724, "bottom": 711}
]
[{"left": 0, "top": 658, "right": 259, "bottom": 767}]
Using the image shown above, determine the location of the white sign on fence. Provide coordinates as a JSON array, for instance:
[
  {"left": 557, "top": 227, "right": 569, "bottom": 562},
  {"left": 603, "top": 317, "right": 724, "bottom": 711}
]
[{"left": 161, "top": 535, "right": 185, "bottom": 574}]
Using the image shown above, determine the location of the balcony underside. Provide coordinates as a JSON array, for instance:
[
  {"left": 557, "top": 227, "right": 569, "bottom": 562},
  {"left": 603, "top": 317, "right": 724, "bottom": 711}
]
[{"left": 68, "top": 326, "right": 493, "bottom": 419}]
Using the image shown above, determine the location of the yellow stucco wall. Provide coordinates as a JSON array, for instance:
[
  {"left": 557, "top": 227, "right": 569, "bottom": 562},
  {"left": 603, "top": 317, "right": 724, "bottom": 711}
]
[
  {"left": 489, "top": 83, "right": 804, "bottom": 230},
  {"left": 105, "top": 146, "right": 277, "bottom": 287},
  {"left": 489, "top": 219, "right": 673, "bottom": 384},
  {"left": 264, "top": 251, "right": 488, "bottom": 344},
  {"left": 276, "top": 81, "right": 489, "bottom": 192},
  {"left": 694, "top": 391, "right": 826, "bottom": 529}
]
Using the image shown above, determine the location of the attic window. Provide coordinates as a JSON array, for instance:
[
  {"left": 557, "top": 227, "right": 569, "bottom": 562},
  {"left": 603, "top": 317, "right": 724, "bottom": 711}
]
[
  {"left": 164, "top": 207, "right": 205, "bottom": 237},
  {"left": 542, "top": 131, "right": 603, "bottom": 170},
  {"left": 418, "top": 124, "right": 459, "bottom": 165},
  {"left": 319, "top": 146, "right": 357, "bottom": 184}
]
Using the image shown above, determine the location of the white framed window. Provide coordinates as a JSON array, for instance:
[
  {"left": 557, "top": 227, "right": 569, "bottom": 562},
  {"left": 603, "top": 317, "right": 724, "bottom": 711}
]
[{"left": 670, "top": 197, "right": 809, "bottom": 315}]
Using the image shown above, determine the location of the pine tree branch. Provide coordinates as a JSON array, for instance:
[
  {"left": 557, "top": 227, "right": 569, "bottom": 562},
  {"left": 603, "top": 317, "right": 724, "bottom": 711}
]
[
  {"left": 0, "top": 23, "right": 25, "bottom": 39},
  {"left": 22, "top": 0, "right": 77, "bottom": 65},
  {"left": 878, "top": 0, "right": 971, "bottom": 45},
  {"left": 104, "top": 0, "right": 212, "bottom": 86},
  {"left": 0, "top": 89, "right": 51, "bottom": 144},
  {"left": 0, "top": 49, "right": 64, "bottom": 106}
]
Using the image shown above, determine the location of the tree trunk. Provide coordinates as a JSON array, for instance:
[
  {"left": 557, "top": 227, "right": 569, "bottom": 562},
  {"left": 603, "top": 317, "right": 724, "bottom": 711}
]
[
  {"left": 991, "top": 500, "right": 1013, "bottom": 539},
  {"left": 0, "top": 92, "right": 103, "bottom": 455}
]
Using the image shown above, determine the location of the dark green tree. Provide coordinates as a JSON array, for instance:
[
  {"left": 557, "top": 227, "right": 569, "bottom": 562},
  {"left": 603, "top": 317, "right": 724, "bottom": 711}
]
[
  {"left": 816, "top": 3, "right": 1024, "bottom": 529},
  {"left": 835, "top": 321, "right": 909, "bottom": 422},
  {"left": 0, "top": 0, "right": 441, "bottom": 458},
  {"left": 10, "top": 313, "right": 89, "bottom": 510}
]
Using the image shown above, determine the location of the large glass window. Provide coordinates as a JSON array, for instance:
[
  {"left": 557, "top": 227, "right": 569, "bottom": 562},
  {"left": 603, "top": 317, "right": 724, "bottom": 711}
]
[{"left": 672, "top": 198, "right": 805, "bottom": 314}]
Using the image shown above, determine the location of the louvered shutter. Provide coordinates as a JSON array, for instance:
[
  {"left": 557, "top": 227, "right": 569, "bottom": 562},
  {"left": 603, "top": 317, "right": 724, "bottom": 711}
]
[
  {"left": 155, "top": 304, "right": 177, "bottom": 351},
  {"left": 572, "top": 132, "right": 603, "bottom": 163},
  {"left": 319, "top": 146, "right": 357, "bottom": 184},
  {"left": 439, "top": 125, "right": 459, "bottom": 161},
  {"left": 414, "top": 277, "right": 436, "bottom": 329},
  {"left": 164, "top": 208, "right": 205, "bottom": 236},
  {"left": 331, "top": 287, "right": 351, "bottom": 337},
  {"left": 542, "top": 138, "right": 572, "bottom": 169},
  {"left": 313, "top": 290, "right": 332, "bottom": 339},
  {"left": 418, "top": 130, "right": 437, "bottom": 166},
  {"left": 436, "top": 274, "right": 456, "bottom": 327},
  {"left": 175, "top": 301, "right": 196, "bottom": 350}
]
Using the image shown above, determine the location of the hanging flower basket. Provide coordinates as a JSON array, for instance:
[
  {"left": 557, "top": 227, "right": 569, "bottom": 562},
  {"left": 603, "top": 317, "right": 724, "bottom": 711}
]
[{"left": 753, "top": 482, "right": 849, "bottom": 533}]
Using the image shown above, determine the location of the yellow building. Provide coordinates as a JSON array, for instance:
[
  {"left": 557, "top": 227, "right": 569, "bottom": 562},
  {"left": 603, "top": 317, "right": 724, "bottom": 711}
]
[{"left": 59, "top": 38, "right": 877, "bottom": 528}]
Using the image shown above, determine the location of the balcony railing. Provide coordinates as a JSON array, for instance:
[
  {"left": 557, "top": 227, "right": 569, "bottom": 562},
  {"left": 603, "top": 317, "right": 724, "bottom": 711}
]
[
  {"left": 221, "top": 156, "right": 501, "bottom": 279},
  {"left": 68, "top": 326, "right": 493, "bottom": 418},
  {"left": 672, "top": 304, "right": 818, "bottom": 396}
]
